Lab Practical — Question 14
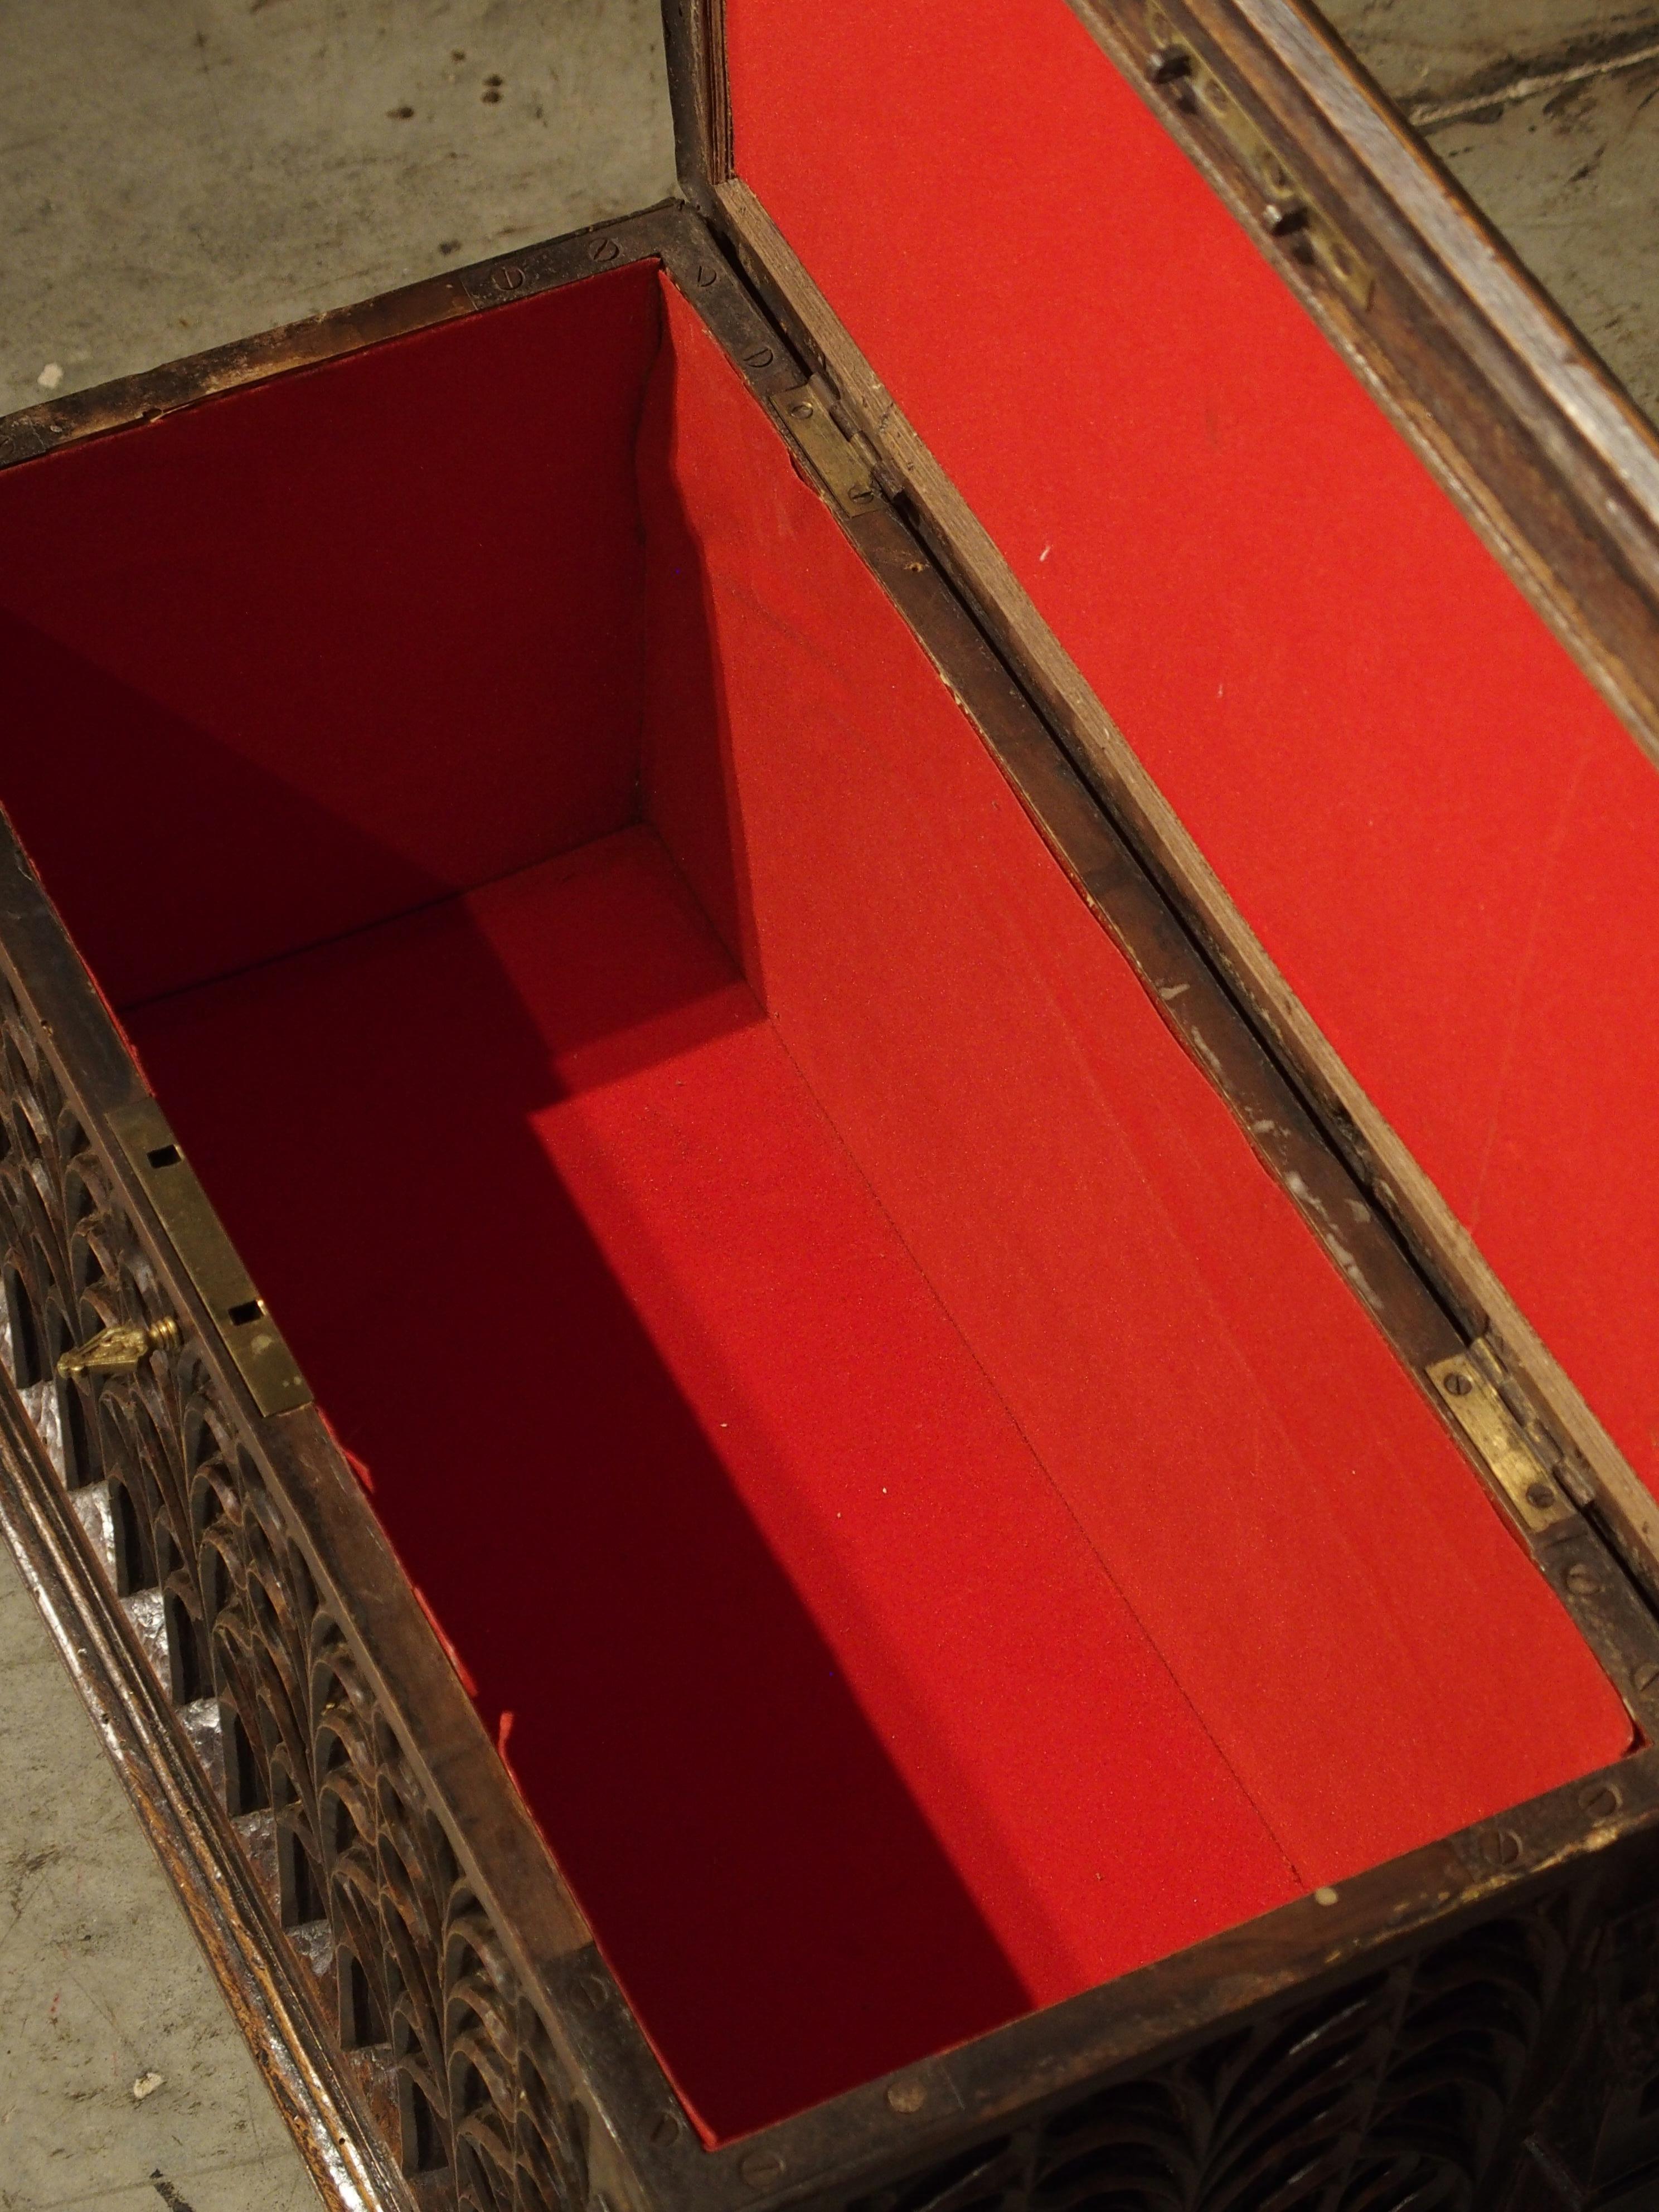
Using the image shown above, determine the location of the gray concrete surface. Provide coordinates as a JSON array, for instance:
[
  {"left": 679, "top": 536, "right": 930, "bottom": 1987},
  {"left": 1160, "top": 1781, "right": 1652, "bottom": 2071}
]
[
  {"left": 1321, "top": 0, "right": 1659, "bottom": 420},
  {"left": 0, "top": 1534, "right": 321, "bottom": 2211},
  {"left": 1418, "top": 48, "right": 1659, "bottom": 421},
  {"left": 0, "top": 0, "right": 676, "bottom": 418},
  {"left": 1321, "top": 0, "right": 1659, "bottom": 104}
]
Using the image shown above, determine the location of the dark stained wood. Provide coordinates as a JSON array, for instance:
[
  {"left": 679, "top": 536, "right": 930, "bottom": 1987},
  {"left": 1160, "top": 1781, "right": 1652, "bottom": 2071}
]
[
  {"left": 6, "top": 188, "right": 1659, "bottom": 2211},
  {"left": 0, "top": 1255, "right": 406, "bottom": 2210},
  {"left": 659, "top": 0, "right": 725, "bottom": 217},
  {"left": 0, "top": 210, "right": 676, "bottom": 477}
]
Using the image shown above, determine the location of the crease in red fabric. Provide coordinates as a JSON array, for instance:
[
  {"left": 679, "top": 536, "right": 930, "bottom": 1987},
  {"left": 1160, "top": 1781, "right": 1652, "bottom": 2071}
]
[{"left": 0, "top": 264, "right": 661, "bottom": 1005}]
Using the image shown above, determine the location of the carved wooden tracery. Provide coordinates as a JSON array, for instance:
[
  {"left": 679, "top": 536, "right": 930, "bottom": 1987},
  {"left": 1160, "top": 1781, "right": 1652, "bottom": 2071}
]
[
  {"left": 1, "top": 955, "right": 1657, "bottom": 2212},
  {"left": 843, "top": 1898, "right": 1589, "bottom": 2212},
  {"left": 0, "top": 972, "right": 584, "bottom": 2212}
]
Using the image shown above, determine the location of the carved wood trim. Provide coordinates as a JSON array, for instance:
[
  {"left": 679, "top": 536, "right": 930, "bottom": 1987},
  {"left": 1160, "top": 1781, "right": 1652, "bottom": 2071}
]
[
  {"left": 7, "top": 814, "right": 1659, "bottom": 2210},
  {"left": 0, "top": 971, "right": 614, "bottom": 2212}
]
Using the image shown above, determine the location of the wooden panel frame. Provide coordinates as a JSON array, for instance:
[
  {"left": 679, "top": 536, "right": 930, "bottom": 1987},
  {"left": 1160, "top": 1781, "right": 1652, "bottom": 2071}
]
[
  {"left": 6, "top": 201, "right": 1659, "bottom": 2208},
  {"left": 659, "top": 0, "right": 1659, "bottom": 1615}
]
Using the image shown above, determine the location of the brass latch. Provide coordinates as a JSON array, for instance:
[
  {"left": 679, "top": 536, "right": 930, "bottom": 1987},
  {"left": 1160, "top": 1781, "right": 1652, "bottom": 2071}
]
[
  {"left": 768, "top": 381, "right": 880, "bottom": 517},
  {"left": 1427, "top": 1352, "right": 1578, "bottom": 1537},
  {"left": 58, "top": 1316, "right": 180, "bottom": 1380},
  {"left": 1146, "top": 2, "right": 1374, "bottom": 312}
]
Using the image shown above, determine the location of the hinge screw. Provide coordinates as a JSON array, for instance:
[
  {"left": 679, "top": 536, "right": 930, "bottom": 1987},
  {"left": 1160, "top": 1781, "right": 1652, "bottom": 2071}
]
[{"left": 1146, "top": 43, "right": 1191, "bottom": 81}]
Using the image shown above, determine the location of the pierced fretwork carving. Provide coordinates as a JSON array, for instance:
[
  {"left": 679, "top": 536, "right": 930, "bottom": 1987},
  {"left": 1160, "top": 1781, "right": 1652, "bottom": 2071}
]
[
  {"left": 1, "top": 961, "right": 1656, "bottom": 2212},
  {"left": 0, "top": 974, "right": 589, "bottom": 2212},
  {"left": 844, "top": 1909, "right": 1573, "bottom": 2212}
]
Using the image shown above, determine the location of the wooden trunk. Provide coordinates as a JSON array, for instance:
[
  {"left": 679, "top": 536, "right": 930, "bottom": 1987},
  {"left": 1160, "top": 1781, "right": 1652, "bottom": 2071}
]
[{"left": 1, "top": 6, "right": 1658, "bottom": 2209}]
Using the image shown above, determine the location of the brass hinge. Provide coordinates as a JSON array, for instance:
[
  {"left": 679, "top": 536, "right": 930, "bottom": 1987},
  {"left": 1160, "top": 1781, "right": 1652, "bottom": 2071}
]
[
  {"left": 768, "top": 379, "right": 881, "bottom": 517},
  {"left": 1427, "top": 1348, "right": 1578, "bottom": 1537},
  {"left": 106, "top": 1097, "right": 311, "bottom": 1419},
  {"left": 1145, "top": 3, "right": 1374, "bottom": 312}
]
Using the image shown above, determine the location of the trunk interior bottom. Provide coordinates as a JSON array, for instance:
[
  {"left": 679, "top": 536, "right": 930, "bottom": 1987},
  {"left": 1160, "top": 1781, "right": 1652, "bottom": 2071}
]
[
  {"left": 126, "top": 825, "right": 1297, "bottom": 2135},
  {"left": 0, "top": 255, "right": 1632, "bottom": 2144}
]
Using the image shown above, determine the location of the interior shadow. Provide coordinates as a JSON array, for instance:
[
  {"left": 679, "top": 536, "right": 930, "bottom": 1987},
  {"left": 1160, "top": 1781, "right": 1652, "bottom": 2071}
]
[
  {"left": 633, "top": 298, "right": 764, "bottom": 1002},
  {"left": 6, "top": 628, "right": 1035, "bottom": 2141},
  {"left": 0, "top": 260, "right": 664, "bottom": 1008},
  {"left": 0, "top": 607, "right": 450, "bottom": 1007}
]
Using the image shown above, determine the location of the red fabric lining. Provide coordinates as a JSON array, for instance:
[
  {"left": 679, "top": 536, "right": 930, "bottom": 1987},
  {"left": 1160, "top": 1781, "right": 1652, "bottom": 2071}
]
[
  {"left": 0, "top": 255, "right": 1633, "bottom": 2136},
  {"left": 722, "top": 0, "right": 1659, "bottom": 1510},
  {"left": 638, "top": 275, "right": 1629, "bottom": 1896},
  {"left": 126, "top": 826, "right": 1299, "bottom": 2138},
  {"left": 0, "top": 265, "right": 661, "bottom": 1006}
]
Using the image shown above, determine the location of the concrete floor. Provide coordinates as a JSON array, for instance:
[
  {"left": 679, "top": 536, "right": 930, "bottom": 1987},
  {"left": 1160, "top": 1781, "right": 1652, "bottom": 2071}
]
[
  {"left": 1322, "top": 0, "right": 1659, "bottom": 103},
  {"left": 6, "top": 2, "right": 1658, "bottom": 433},
  {"left": 1323, "top": 0, "right": 1659, "bottom": 416},
  {"left": 0, "top": 1536, "right": 320, "bottom": 2212},
  {"left": 0, "top": 0, "right": 675, "bottom": 418},
  {"left": 1417, "top": 50, "right": 1659, "bottom": 420}
]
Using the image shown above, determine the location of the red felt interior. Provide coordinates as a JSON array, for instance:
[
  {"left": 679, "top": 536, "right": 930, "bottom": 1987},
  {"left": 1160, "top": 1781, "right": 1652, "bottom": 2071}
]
[
  {"left": 0, "top": 263, "right": 1633, "bottom": 2138},
  {"left": 0, "top": 265, "right": 661, "bottom": 1005},
  {"left": 636, "top": 281, "right": 1626, "bottom": 1874},
  {"left": 126, "top": 827, "right": 1301, "bottom": 2135},
  {"left": 722, "top": 0, "right": 1659, "bottom": 1512}
]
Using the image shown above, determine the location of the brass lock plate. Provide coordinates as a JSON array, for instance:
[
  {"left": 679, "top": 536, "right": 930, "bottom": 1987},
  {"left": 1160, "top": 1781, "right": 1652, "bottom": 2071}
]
[{"left": 108, "top": 1097, "right": 311, "bottom": 1419}]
